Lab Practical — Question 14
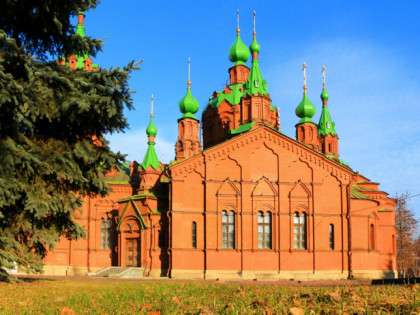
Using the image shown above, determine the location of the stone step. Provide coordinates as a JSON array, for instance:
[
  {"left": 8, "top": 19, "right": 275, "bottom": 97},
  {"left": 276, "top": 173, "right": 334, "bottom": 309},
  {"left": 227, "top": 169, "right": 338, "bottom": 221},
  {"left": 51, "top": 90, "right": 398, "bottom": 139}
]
[{"left": 88, "top": 267, "right": 144, "bottom": 278}]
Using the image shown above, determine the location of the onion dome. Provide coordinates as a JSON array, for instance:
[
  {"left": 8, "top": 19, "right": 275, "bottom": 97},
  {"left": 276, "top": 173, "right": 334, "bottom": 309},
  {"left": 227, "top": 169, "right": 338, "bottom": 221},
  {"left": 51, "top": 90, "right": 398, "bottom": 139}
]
[
  {"left": 229, "top": 10, "right": 250, "bottom": 66},
  {"left": 295, "top": 62, "right": 316, "bottom": 124},
  {"left": 321, "top": 88, "right": 329, "bottom": 100},
  {"left": 295, "top": 93, "right": 316, "bottom": 123},
  {"left": 250, "top": 39, "right": 260, "bottom": 54},
  {"left": 146, "top": 118, "right": 157, "bottom": 137},
  {"left": 229, "top": 35, "right": 250, "bottom": 65},
  {"left": 179, "top": 88, "right": 199, "bottom": 119},
  {"left": 179, "top": 58, "right": 199, "bottom": 119}
]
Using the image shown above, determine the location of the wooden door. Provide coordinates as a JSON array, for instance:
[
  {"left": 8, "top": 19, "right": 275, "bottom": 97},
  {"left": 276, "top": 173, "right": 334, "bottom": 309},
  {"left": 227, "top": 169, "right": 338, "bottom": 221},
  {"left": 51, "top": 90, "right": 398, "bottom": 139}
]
[{"left": 126, "top": 238, "right": 140, "bottom": 267}]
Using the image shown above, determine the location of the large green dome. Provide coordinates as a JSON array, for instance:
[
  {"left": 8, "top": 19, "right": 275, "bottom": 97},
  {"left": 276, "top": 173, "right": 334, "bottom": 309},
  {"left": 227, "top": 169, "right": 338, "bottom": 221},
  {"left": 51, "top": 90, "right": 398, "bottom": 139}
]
[
  {"left": 179, "top": 88, "right": 199, "bottom": 119},
  {"left": 229, "top": 35, "right": 250, "bottom": 65},
  {"left": 295, "top": 93, "right": 316, "bottom": 124}
]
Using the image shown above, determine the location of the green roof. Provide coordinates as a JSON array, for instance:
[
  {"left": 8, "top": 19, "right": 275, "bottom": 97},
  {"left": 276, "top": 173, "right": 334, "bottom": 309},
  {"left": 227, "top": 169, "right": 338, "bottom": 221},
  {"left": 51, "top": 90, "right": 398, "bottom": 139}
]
[
  {"left": 243, "top": 59, "right": 268, "bottom": 96},
  {"left": 318, "top": 98, "right": 337, "bottom": 136},
  {"left": 351, "top": 185, "right": 378, "bottom": 202},
  {"left": 208, "top": 83, "right": 244, "bottom": 108},
  {"left": 141, "top": 142, "right": 160, "bottom": 170},
  {"left": 231, "top": 122, "right": 255, "bottom": 135},
  {"left": 325, "top": 156, "right": 350, "bottom": 168}
]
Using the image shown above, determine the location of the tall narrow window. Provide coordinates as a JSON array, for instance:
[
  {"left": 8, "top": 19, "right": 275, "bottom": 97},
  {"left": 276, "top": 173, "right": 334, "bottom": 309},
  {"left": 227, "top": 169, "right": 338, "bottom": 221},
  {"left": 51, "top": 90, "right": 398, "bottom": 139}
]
[
  {"left": 192, "top": 222, "right": 197, "bottom": 249},
  {"left": 369, "top": 224, "right": 375, "bottom": 250},
  {"left": 101, "top": 218, "right": 112, "bottom": 249},
  {"left": 222, "top": 210, "right": 235, "bottom": 249},
  {"left": 294, "top": 212, "right": 307, "bottom": 250},
  {"left": 329, "top": 224, "right": 335, "bottom": 250},
  {"left": 258, "top": 211, "right": 272, "bottom": 249}
]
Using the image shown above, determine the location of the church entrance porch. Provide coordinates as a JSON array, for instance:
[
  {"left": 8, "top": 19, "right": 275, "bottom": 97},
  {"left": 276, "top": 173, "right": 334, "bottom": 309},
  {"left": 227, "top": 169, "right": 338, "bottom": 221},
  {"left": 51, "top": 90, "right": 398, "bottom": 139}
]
[{"left": 126, "top": 238, "right": 141, "bottom": 267}]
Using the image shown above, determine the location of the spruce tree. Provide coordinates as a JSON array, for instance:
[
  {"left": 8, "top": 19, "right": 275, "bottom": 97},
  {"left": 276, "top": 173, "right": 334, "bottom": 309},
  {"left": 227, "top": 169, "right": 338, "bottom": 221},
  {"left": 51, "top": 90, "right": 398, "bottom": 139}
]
[{"left": 0, "top": 1, "right": 139, "bottom": 281}]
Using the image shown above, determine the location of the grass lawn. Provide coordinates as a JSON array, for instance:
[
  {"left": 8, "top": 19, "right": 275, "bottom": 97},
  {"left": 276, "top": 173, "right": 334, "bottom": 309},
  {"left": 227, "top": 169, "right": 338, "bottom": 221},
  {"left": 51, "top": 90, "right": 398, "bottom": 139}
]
[{"left": 0, "top": 279, "right": 418, "bottom": 314}]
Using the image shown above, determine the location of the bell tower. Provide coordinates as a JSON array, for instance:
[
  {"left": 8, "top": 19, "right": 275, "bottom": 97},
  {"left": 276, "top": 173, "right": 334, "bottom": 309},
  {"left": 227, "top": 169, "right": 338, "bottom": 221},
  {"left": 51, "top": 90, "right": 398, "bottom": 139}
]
[
  {"left": 175, "top": 58, "right": 202, "bottom": 161},
  {"left": 295, "top": 62, "right": 319, "bottom": 149},
  {"left": 318, "top": 66, "right": 339, "bottom": 156}
]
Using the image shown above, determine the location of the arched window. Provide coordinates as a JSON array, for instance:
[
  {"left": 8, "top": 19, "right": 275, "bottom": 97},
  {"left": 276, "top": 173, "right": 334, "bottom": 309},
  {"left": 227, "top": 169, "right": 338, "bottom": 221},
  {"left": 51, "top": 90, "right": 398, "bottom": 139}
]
[
  {"left": 192, "top": 222, "right": 197, "bottom": 249},
  {"left": 101, "top": 218, "right": 112, "bottom": 249},
  {"left": 222, "top": 210, "right": 235, "bottom": 249},
  {"left": 258, "top": 211, "right": 272, "bottom": 249},
  {"left": 369, "top": 224, "right": 375, "bottom": 250},
  {"left": 294, "top": 212, "right": 307, "bottom": 250},
  {"left": 329, "top": 224, "right": 335, "bottom": 250}
]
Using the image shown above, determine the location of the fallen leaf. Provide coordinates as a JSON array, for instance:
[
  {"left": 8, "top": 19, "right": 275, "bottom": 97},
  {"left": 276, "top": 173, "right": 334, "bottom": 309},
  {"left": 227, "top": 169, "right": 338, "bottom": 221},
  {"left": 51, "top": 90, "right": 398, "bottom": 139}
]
[
  {"left": 328, "top": 292, "right": 341, "bottom": 302},
  {"left": 60, "top": 307, "right": 75, "bottom": 315},
  {"left": 148, "top": 311, "right": 161, "bottom": 315},
  {"left": 289, "top": 307, "right": 304, "bottom": 315},
  {"left": 170, "top": 296, "right": 180, "bottom": 305},
  {"left": 265, "top": 307, "right": 273, "bottom": 315}
]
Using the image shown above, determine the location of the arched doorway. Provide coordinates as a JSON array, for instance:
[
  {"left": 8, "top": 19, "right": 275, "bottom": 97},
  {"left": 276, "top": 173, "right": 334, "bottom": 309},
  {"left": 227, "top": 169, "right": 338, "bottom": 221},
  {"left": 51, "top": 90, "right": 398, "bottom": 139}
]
[{"left": 120, "top": 217, "right": 142, "bottom": 267}]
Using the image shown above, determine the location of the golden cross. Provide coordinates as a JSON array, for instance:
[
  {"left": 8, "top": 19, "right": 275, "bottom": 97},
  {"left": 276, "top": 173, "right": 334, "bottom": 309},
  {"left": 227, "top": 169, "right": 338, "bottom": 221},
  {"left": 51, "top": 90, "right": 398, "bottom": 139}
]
[
  {"left": 302, "top": 62, "right": 307, "bottom": 87},
  {"left": 322, "top": 65, "right": 326, "bottom": 87}
]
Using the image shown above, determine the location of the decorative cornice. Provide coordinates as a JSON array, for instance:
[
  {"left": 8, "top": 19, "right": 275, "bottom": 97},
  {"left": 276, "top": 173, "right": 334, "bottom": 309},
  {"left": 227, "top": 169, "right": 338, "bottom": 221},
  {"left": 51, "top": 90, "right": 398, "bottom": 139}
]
[{"left": 172, "top": 126, "right": 353, "bottom": 181}]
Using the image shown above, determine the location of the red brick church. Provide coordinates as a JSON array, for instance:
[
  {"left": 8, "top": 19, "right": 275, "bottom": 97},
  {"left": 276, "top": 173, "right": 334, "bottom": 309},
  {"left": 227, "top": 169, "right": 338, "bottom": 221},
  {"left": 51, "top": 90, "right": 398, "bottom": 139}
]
[{"left": 43, "top": 12, "right": 397, "bottom": 280}]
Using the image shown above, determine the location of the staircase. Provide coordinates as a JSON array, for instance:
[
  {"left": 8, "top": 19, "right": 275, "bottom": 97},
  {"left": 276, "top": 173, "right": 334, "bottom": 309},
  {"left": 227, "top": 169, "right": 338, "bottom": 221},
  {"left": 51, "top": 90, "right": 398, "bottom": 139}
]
[{"left": 88, "top": 267, "right": 144, "bottom": 279}]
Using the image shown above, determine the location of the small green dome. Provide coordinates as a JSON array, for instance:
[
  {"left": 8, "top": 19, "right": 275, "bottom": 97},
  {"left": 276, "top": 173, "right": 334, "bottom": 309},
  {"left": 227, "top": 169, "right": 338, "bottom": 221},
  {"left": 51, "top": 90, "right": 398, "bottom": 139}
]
[
  {"left": 229, "top": 35, "right": 250, "bottom": 65},
  {"left": 295, "top": 93, "right": 316, "bottom": 123},
  {"left": 179, "top": 88, "right": 199, "bottom": 117},
  {"left": 146, "top": 118, "right": 157, "bottom": 137},
  {"left": 250, "top": 39, "right": 260, "bottom": 54},
  {"left": 321, "top": 88, "right": 329, "bottom": 100}
]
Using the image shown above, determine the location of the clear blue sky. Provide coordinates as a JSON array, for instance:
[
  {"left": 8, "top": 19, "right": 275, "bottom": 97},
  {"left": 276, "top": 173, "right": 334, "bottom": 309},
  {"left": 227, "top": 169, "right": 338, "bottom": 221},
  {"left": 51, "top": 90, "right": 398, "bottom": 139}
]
[{"left": 79, "top": 1, "right": 420, "bottom": 219}]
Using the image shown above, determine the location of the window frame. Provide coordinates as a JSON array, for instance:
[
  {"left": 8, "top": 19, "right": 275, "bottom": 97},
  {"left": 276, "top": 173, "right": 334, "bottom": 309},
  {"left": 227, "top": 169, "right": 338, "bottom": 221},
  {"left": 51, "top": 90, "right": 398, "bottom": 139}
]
[
  {"left": 222, "top": 210, "right": 235, "bottom": 249},
  {"left": 101, "top": 217, "right": 112, "bottom": 250},
  {"left": 257, "top": 211, "right": 272, "bottom": 249},
  {"left": 293, "top": 212, "right": 307, "bottom": 250}
]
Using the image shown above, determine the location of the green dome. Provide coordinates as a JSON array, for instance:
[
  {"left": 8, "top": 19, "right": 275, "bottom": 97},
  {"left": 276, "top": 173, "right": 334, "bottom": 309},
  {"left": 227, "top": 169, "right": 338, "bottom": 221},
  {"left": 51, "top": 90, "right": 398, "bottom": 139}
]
[
  {"left": 250, "top": 39, "right": 260, "bottom": 54},
  {"left": 229, "top": 35, "right": 250, "bottom": 65},
  {"left": 179, "top": 88, "right": 199, "bottom": 118},
  {"left": 146, "top": 118, "right": 157, "bottom": 137},
  {"left": 295, "top": 93, "right": 316, "bottom": 123},
  {"left": 321, "top": 88, "right": 329, "bottom": 100}
]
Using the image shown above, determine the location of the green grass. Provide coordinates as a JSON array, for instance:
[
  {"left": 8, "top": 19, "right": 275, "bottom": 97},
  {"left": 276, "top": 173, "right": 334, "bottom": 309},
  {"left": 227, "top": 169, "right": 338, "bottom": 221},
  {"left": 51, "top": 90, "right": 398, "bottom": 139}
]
[{"left": 0, "top": 279, "right": 418, "bottom": 314}]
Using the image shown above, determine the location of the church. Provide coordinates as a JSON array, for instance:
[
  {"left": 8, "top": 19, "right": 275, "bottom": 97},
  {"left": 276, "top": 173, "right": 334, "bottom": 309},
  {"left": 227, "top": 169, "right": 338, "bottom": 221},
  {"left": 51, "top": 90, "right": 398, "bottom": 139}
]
[{"left": 43, "top": 12, "right": 397, "bottom": 280}]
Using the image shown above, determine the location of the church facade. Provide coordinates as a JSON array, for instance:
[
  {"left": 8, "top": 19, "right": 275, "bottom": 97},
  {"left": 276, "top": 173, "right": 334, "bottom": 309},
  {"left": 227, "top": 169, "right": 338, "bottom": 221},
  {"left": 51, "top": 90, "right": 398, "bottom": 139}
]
[{"left": 43, "top": 12, "right": 397, "bottom": 280}]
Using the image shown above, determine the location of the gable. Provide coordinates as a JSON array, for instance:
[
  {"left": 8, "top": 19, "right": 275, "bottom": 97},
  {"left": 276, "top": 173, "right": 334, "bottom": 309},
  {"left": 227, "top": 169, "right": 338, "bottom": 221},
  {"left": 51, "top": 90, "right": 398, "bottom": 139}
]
[{"left": 171, "top": 125, "right": 354, "bottom": 184}]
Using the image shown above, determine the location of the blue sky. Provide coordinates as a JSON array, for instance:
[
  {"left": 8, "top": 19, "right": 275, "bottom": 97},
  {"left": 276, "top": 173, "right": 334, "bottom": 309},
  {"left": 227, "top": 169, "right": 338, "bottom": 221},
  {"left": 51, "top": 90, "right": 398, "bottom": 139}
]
[{"left": 80, "top": 1, "right": 420, "bottom": 218}]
